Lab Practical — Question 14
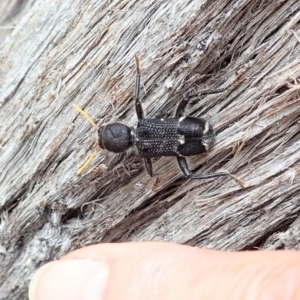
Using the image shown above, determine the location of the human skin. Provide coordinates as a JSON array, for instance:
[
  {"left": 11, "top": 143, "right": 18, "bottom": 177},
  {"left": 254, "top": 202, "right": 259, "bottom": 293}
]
[{"left": 29, "top": 242, "right": 300, "bottom": 300}]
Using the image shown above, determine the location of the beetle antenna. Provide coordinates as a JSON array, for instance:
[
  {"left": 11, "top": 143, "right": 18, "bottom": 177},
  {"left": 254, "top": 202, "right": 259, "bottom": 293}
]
[
  {"left": 77, "top": 146, "right": 101, "bottom": 176},
  {"left": 73, "top": 104, "right": 99, "bottom": 129}
]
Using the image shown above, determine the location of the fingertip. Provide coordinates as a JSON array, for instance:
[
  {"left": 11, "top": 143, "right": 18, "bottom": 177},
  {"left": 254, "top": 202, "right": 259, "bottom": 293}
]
[
  {"left": 28, "top": 259, "right": 109, "bottom": 300},
  {"left": 28, "top": 262, "right": 55, "bottom": 300},
  {"left": 29, "top": 243, "right": 300, "bottom": 300}
]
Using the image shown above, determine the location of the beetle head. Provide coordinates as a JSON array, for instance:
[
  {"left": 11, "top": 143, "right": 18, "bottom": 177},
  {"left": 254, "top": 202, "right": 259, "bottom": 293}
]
[{"left": 98, "top": 123, "right": 132, "bottom": 153}]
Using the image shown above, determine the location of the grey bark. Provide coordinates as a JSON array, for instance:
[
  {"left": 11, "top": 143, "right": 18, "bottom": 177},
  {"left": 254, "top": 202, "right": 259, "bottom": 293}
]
[{"left": 1, "top": 0, "right": 300, "bottom": 298}]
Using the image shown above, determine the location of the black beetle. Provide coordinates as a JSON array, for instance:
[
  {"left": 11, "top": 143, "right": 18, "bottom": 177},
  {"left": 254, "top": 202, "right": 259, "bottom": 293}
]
[{"left": 74, "top": 55, "right": 244, "bottom": 187}]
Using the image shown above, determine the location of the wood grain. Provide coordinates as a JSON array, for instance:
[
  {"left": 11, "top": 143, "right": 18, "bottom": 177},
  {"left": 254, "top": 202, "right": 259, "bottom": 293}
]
[{"left": 0, "top": 0, "right": 300, "bottom": 298}]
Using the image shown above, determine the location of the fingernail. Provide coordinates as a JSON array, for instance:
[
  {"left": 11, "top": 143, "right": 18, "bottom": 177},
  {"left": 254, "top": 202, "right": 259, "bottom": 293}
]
[{"left": 28, "top": 259, "right": 109, "bottom": 300}]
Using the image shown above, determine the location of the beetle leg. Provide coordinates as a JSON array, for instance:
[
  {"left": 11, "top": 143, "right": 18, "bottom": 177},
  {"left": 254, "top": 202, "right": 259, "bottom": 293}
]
[
  {"left": 175, "top": 73, "right": 244, "bottom": 118},
  {"left": 175, "top": 93, "right": 189, "bottom": 118},
  {"left": 135, "top": 55, "right": 144, "bottom": 120},
  {"left": 175, "top": 89, "right": 228, "bottom": 118},
  {"left": 177, "top": 156, "right": 225, "bottom": 179},
  {"left": 107, "top": 152, "right": 126, "bottom": 170},
  {"left": 143, "top": 158, "right": 153, "bottom": 177}
]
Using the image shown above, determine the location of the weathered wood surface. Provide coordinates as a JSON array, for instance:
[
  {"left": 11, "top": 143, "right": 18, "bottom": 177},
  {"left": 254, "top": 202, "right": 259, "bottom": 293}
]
[{"left": 1, "top": 0, "right": 300, "bottom": 298}]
